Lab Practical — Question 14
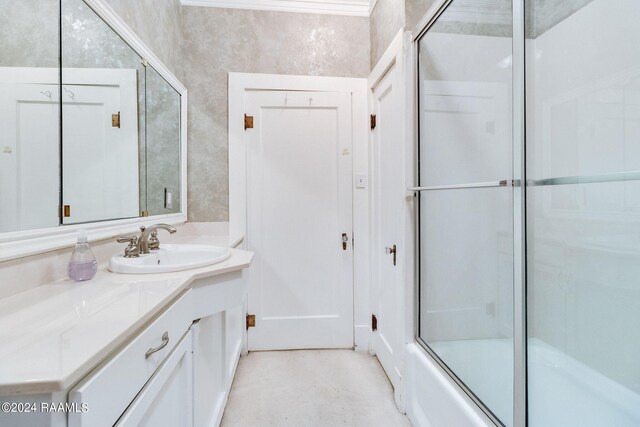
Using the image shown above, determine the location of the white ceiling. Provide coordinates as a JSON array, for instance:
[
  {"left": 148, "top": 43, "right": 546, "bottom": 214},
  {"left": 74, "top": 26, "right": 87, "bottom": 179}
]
[{"left": 180, "top": 0, "right": 372, "bottom": 17}]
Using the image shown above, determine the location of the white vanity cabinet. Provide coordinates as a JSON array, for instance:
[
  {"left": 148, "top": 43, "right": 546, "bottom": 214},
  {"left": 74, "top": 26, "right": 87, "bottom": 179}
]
[
  {"left": 0, "top": 266, "right": 249, "bottom": 427},
  {"left": 191, "top": 271, "right": 246, "bottom": 427},
  {"left": 66, "top": 271, "right": 247, "bottom": 427},
  {"left": 115, "top": 330, "right": 194, "bottom": 427},
  {"left": 68, "top": 291, "right": 195, "bottom": 427}
]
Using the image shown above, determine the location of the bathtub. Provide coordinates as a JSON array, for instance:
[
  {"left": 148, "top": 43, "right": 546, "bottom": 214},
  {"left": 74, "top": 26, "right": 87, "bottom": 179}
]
[{"left": 405, "top": 338, "right": 640, "bottom": 427}]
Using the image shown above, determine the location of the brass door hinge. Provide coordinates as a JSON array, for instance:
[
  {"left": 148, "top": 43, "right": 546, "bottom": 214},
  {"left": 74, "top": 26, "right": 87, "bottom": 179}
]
[
  {"left": 141, "top": 210, "right": 149, "bottom": 217},
  {"left": 60, "top": 205, "right": 71, "bottom": 218},
  {"left": 244, "top": 114, "right": 254, "bottom": 130},
  {"left": 372, "top": 314, "right": 378, "bottom": 332},
  {"left": 112, "top": 111, "right": 121, "bottom": 128},
  {"left": 370, "top": 114, "right": 377, "bottom": 130},
  {"left": 246, "top": 314, "right": 256, "bottom": 330}
]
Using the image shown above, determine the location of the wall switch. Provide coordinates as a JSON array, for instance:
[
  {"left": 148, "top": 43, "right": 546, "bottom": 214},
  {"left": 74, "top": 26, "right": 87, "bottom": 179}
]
[
  {"left": 355, "top": 174, "right": 368, "bottom": 189},
  {"left": 164, "top": 188, "right": 173, "bottom": 209}
]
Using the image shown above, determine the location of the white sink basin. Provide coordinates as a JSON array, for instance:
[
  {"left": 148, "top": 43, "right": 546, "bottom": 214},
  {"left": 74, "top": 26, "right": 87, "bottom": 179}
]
[{"left": 109, "top": 244, "right": 232, "bottom": 274}]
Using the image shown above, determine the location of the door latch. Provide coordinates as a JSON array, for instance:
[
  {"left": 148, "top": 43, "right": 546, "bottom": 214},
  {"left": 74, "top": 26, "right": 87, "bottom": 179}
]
[
  {"left": 385, "top": 245, "right": 397, "bottom": 266},
  {"left": 342, "top": 233, "right": 348, "bottom": 251}
]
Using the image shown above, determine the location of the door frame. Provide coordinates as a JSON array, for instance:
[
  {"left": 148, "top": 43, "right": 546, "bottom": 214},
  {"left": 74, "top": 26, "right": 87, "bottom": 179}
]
[
  {"left": 368, "top": 29, "right": 414, "bottom": 410},
  {"left": 228, "top": 73, "right": 370, "bottom": 352}
]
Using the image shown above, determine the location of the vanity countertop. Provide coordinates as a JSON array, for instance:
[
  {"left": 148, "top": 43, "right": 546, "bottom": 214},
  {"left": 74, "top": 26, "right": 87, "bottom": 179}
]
[{"left": 0, "top": 238, "right": 253, "bottom": 396}]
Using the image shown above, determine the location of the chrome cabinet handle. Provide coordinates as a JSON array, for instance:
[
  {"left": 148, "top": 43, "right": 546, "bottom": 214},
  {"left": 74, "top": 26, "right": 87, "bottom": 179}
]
[{"left": 145, "top": 332, "right": 169, "bottom": 359}]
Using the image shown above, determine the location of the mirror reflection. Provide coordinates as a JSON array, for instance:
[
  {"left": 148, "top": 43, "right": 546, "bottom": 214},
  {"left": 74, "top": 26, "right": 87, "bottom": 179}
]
[
  {"left": 62, "top": 0, "right": 145, "bottom": 224},
  {"left": 144, "top": 65, "right": 181, "bottom": 217},
  {"left": 0, "top": 0, "right": 182, "bottom": 233},
  {"left": 0, "top": 0, "right": 61, "bottom": 232}
]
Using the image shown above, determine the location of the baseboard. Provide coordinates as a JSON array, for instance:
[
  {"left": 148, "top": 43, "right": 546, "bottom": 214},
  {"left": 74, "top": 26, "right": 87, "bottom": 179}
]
[{"left": 354, "top": 324, "right": 371, "bottom": 352}]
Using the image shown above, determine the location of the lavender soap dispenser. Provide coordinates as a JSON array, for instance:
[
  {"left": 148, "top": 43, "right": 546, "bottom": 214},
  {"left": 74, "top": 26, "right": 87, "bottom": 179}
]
[{"left": 68, "top": 230, "right": 98, "bottom": 282}]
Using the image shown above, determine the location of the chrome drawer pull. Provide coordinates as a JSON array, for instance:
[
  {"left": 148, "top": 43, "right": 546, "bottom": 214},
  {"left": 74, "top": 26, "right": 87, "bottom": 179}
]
[{"left": 145, "top": 332, "right": 169, "bottom": 359}]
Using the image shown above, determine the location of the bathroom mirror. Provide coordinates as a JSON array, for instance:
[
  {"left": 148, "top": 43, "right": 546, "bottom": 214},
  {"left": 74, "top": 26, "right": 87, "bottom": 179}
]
[
  {"left": 0, "top": 0, "right": 184, "bottom": 239},
  {"left": 62, "top": 0, "right": 146, "bottom": 225},
  {"left": 0, "top": 0, "right": 61, "bottom": 233}
]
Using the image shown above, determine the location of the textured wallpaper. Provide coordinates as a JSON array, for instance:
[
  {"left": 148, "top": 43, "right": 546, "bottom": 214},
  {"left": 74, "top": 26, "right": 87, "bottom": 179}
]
[
  {"left": 145, "top": 65, "right": 182, "bottom": 216},
  {"left": 104, "top": 0, "right": 185, "bottom": 80},
  {"left": 405, "top": 0, "right": 435, "bottom": 33},
  {"left": 0, "top": 0, "right": 59, "bottom": 67},
  {"left": 370, "top": 0, "right": 405, "bottom": 69},
  {"left": 182, "top": 7, "right": 370, "bottom": 221}
]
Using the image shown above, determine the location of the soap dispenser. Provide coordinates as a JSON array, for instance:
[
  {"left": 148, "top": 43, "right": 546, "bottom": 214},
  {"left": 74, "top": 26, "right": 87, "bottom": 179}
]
[{"left": 68, "top": 230, "right": 98, "bottom": 282}]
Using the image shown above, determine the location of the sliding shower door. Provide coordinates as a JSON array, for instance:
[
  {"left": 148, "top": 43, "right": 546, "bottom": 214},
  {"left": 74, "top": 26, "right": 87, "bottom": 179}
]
[
  {"left": 416, "top": 1, "right": 515, "bottom": 425},
  {"left": 525, "top": 0, "right": 640, "bottom": 426}
]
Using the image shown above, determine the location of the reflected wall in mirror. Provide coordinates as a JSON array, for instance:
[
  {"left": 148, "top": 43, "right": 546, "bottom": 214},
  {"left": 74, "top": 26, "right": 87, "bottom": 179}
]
[
  {"left": 62, "top": 0, "right": 145, "bottom": 224},
  {"left": 0, "top": 0, "right": 183, "bottom": 235},
  {"left": 145, "top": 65, "right": 181, "bottom": 216},
  {"left": 0, "top": 0, "right": 61, "bottom": 233}
]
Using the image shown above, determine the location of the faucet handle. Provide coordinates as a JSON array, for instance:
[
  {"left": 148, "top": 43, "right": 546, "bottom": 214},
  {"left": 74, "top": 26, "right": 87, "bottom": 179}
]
[
  {"left": 148, "top": 230, "right": 160, "bottom": 251},
  {"left": 117, "top": 235, "right": 140, "bottom": 258},
  {"left": 117, "top": 235, "right": 137, "bottom": 244}
]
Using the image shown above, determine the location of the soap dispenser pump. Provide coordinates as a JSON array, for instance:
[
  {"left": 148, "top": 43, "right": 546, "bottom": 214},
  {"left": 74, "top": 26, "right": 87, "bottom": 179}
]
[{"left": 68, "top": 230, "right": 98, "bottom": 282}]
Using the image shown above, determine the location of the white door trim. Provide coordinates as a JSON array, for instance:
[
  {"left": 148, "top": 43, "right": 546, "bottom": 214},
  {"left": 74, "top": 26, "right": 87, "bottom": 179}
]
[
  {"left": 369, "top": 29, "right": 405, "bottom": 90},
  {"left": 367, "top": 30, "right": 415, "bottom": 410},
  {"left": 228, "top": 73, "right": 370, "bottom": 351}
]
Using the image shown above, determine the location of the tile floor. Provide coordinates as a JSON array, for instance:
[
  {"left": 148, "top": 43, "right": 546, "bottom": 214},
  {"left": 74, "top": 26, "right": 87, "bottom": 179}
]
[{"left": 221, "top": 349, "right": 413, "bottom": 427}]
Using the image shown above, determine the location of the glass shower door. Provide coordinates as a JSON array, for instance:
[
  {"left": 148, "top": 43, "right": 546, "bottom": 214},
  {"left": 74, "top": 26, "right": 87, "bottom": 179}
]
[
  {"left": 416, "top": 0, "right": 515, "bottom": 425},
  {"left": 525, "top": 0, "right": 640, "bottom": 425}
]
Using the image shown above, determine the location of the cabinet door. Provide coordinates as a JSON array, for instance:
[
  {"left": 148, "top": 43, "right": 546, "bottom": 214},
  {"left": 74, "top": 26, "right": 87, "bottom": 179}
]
[
  {"left": 192, "top": 314, "right": 226, "bottom": 427},
  {"left": 116, "top": 330, "right": 193, "bottom": 427}
]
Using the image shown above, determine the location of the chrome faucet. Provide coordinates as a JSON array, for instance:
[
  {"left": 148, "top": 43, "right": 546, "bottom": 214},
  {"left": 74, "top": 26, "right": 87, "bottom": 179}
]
[{"left": 138, "top": 224, "right": 177, "bottom": 254}]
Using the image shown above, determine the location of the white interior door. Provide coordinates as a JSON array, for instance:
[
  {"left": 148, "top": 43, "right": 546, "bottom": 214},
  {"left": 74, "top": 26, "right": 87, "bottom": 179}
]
[
  {"left": 0, "top": 67, "right": 139, "bottom": 230},
  {"left": 0, "top": 82, "right": 60, "bottom": 232},
  {"left": 370, "top": 61, "right": 404, "bottom": 389},
  {"left": 246, "top": 90, "right": 354, "bottom": 350},
  {"left": 62, "top": 68, "right": 139, "bottom": 224}
]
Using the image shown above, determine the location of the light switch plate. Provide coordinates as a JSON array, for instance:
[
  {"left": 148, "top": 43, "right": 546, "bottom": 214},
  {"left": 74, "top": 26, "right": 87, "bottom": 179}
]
[{"left": 355, "top": 174, "right": 368, "bottom": 189}]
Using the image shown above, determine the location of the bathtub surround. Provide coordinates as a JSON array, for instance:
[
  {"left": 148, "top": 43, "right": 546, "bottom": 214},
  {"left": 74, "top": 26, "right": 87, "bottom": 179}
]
[
  {"left": 526, "top": 0, "right": 640, "bottom": 401},
  {"left": 183, "top": 8, "right": 370, "bottom": 221}
]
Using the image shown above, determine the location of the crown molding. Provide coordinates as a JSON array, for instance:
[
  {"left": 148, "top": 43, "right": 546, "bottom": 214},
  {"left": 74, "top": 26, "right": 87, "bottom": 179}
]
[{"left": 180, "top": 0, "right": 370, "bottom": 17}]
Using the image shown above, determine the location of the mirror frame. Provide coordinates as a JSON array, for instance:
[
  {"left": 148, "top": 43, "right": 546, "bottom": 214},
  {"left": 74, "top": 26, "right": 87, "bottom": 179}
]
[{"left": 0, "top": 0, "right": 188, "bottom": 262}]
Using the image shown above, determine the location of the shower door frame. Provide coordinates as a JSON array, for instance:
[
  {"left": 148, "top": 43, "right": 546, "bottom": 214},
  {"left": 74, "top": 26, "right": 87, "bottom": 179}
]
[{"left": 409, "top": 0, "right": 527, "bottom": 426}]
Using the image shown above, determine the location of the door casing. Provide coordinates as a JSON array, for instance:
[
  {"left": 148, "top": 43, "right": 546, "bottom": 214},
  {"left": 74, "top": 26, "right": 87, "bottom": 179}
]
[{"left": 228, "top": 73, "right": 369, "bottom": 352}]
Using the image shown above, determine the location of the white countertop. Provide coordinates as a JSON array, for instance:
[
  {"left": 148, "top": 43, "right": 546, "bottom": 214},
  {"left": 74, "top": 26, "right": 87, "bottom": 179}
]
[{"left": 0, "top": 243, "right": 253, "bottom": 396}]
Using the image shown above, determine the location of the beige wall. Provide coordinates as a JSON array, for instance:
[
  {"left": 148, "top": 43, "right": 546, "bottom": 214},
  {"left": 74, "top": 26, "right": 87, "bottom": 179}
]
[
  {"left": 405, "top": 0, "right": 436, "bottom": 32},
  {"left": 370, "top": 0, "right": 404, "bottom": 69},
  {"left": 105, "top": 0, "right": 185, "bottom": 80},
  {"left": 182, "top": 7, "right": 370, "bottom": 221},
  {"left": 370, "top": 0, "right": 435, "bottom": 69}
]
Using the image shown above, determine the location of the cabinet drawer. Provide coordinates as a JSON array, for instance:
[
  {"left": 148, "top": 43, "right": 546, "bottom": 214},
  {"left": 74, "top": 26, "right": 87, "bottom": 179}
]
[
  {"left": 69, "top": 291, "right": 192, "bottom": 427},
  {"left": 115, "top": 330, "right": 193, "bottom": 427}
]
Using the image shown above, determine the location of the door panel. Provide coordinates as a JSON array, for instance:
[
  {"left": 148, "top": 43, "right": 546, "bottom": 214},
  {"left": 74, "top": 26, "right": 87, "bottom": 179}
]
[
  {"left": 246, "top": 90, "right": 354, "bottom": 350},
  {"left": 0, "top": 83, "right": 60, "bottom": 232},
  {"left": 62, "top": 72, "right": 139, "bottom": 224},
  {"left": 371, "top": 62, "right": 404, "bottom": 388}
]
